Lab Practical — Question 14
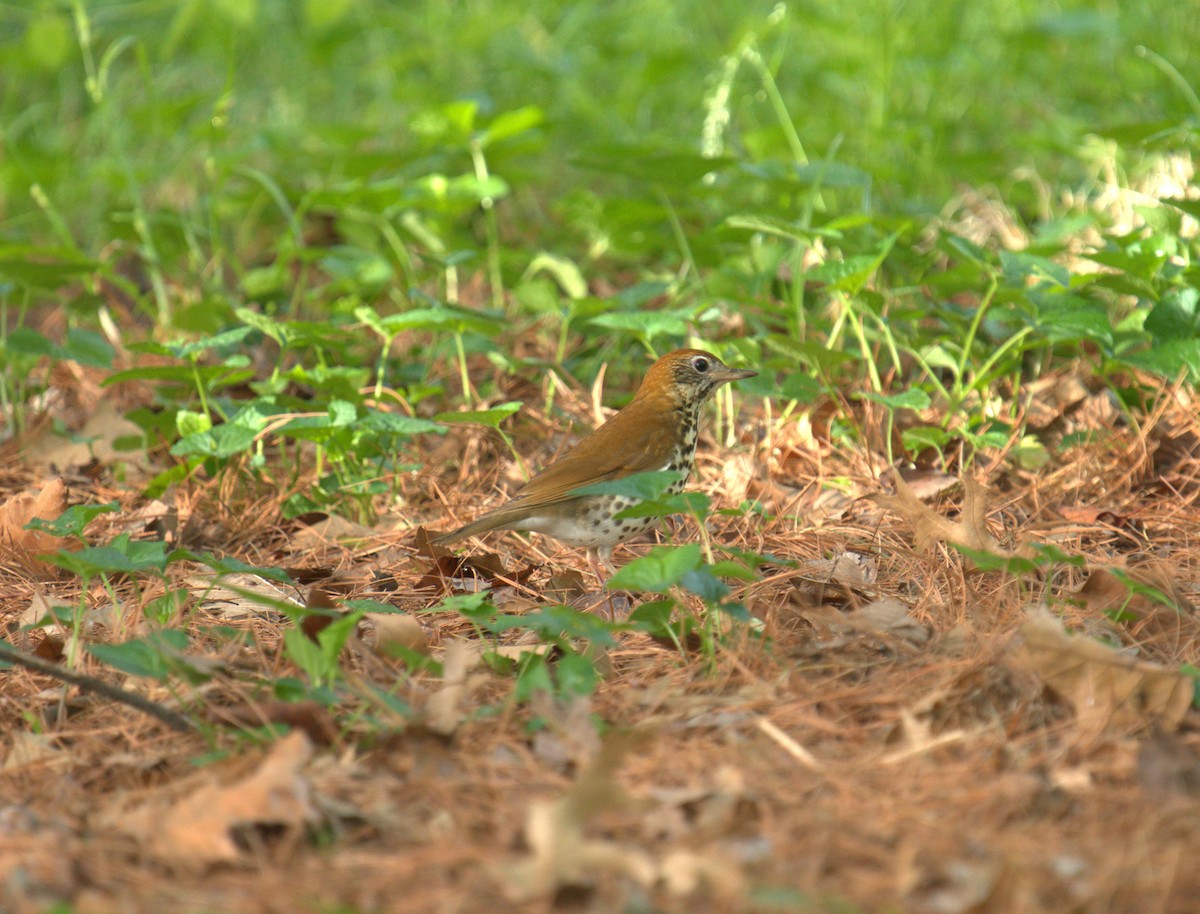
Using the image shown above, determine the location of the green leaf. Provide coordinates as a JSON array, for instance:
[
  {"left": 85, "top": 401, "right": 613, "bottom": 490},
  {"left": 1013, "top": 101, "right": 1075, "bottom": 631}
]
[
  {"left": 175, "top": 410, "right": 212, "bottom": 438},
  {"left": 86, "top": 630, "right": 191, "bottom": 680},
  {"left": 857, "top": 388, "right": 931, "bottom": 411},
  {"left": 171, "top": 423, "right": 260, "bottom": 458},
  {"left": 360, "top": 410, "right": 445, "bottom": 436},
  {"left": 0, "top": 246, "right": 97, "bottom": 288},
  {"left": 680, "top": 567, "right": 729, "bottom": 602},
  {"left": 522, "top": 605, "right": 619, "bottom": 647},
  {"left": 478, "top": 106, "right": 545, "bottom": 147},
  {"left": 613, "top": 491, "right": 709, "bottom": 519},
  {"left": 194, "top": 553, "right": 291, "bottom": 583},
  {"left": 43, "top": 535, "right": 177, "bottom": 577},
  {"left": 434, "top": 402, "right": 521, "bottom": 429},
  {"left": 608, "top": 544, "right": 703, "bottom": 592},
  {"left": 63, "top": 329, "right": 115, "bottom": 368},
  {"left": 5, "top": 326, "right": 56, "bottom": 357},
  {"left": 570, "top": 470, "right": 685, "bottom": 500},
  {"left": 25, "top": 502, "right": 119, "bottom": 538},
  {"left": 524, "top": 252, "right": 588, "bottom": 299},
  {"left": 552, "top": 651, "right": 602, "bottom": 697},
  {"left": 721, "top": 214, "right": 833, "bottom": 244},
  {"left": 587, "top": 309, "right": 691, "bottom": 340},
  {"left": 378, "top": 306, "right": 504, "bottom": 336}
]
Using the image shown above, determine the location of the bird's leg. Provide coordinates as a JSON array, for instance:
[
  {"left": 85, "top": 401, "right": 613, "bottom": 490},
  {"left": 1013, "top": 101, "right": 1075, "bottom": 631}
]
[
  {"left": 588, "top": 546, "right": 617, "bottom": 585},
  {"left": 584, "top": 546, "right": 633, "bottom": 618}
]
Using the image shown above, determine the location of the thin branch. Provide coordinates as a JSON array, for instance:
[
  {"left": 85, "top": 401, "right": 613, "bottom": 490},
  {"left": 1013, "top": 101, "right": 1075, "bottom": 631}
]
[{"left": 0, "top": 641, "right": 196, "bottom": 733}]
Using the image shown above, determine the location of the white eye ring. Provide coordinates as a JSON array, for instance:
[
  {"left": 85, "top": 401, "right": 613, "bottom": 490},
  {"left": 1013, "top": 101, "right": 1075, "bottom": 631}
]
[{"left": 692, "top": 357, "right": 710, "bottom": 372}]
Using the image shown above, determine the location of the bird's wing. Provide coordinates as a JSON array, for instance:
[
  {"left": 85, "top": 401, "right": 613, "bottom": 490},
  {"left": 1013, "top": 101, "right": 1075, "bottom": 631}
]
[{"left": 508, "top": 397, "right": 677, "bottom": 507}]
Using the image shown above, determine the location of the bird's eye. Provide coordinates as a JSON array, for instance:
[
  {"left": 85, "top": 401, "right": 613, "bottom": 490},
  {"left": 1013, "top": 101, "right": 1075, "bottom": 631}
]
[{"left": 691, "top": 356, "right": 710, "bottom": 373}]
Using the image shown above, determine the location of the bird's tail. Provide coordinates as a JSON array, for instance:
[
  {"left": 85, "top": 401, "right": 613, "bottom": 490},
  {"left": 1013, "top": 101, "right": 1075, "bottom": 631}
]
[{"left": 429, "top": 508, "right": 519, "bottom": 545}]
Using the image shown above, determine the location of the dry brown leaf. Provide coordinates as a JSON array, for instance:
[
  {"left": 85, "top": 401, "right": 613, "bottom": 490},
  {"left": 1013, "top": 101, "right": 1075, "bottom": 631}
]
[
  {"left": 0, "top": 479, "right": 68, "bottom": 573},
  {"left": 289, "top": 514, "right": 376, "bottom": 551},
  {"left": 1016, "top": 607, "right": 1194, "bottom": 733},
  {"left": 897, "top": 467, "right": 960, "bottom": 501},
  {"left": 3, "top": 733, "right": 66, "bottom": 772},
  {"left": 502, "top": 733, "right": 653, "bottom": 901},
  {"left": 104, "top": 730, "right": 317, "bottom": 867},
  {"left": 878, "top": 473, "right": 1018, "bottom": 556},
  {"left": 424, "top": 639, "right": 487, "bottom": 736},
  {"left": 858, "top": 598, "right": 931, "bottom": 646},
  {"left": 24, "top": 399, "right": 146, "bottom": 472},
  {"left": 357, "top": 612, "right": 427, "bottom": 655},
  {"left": 214, "top": 701, "right": 339, "bottom": 746},
  {"left": 187, "top": 571, "right": 304, "bottom": 619}
]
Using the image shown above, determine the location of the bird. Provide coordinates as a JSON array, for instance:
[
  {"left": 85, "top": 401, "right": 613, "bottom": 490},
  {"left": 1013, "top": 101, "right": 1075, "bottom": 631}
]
[{"left": 432, "top": 348, "right": 757, "bottom": 580}]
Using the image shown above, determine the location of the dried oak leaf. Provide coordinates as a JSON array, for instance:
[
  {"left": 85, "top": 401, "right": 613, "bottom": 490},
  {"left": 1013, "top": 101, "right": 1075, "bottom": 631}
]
[
  {"left": 101, "top": 730, "right": 317, "bottom": 867},
  {"left": 0, "top": 479, "right": 69, "bottom": 573},
  {"left": 1016, "top": 607, "right": 1194, "bottom": 733},
  {"left": 878, "top": 472, "right": 1025, "bottom": 557}
]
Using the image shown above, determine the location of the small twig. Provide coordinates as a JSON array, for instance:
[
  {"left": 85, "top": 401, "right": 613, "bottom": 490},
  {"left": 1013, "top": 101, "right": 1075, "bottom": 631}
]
[
  {"left": 0, "top": 641, "right": 196, "bottom": 733},
  {"left": 756, "top": 716, "right": 823, "bottom": 772}
]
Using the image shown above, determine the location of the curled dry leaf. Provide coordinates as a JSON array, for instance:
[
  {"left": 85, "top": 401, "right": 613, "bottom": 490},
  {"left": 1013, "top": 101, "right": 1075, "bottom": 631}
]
[
  {"left": 424, "top": 639, "right": 486, "bottom": 736},
  {"left": 101, "top": 730, "right": 317, "bottom": 868},
  {"left": 502, "top": 733, "right": 653, "bottom": 901},
  {"left": 24, "top": 398, "right": 146, "bottom": 473},
  {"left": 358, "top": 612, "right": 427, "bottom": 655},
  {"left": 187, "top": 572, "right": 304, "bottom": 620},
  {"left": 214, "top": 700, "right": 339, "bottom": 746},
  {"left": 0, "top": 479, "right": 69, "bottom": 574},
  {"left": 1016, "top": 607, "right": 1194, "bottom": 734},
  {"left": 878, "top": 473, "right": 1017, "bottom": 556}
]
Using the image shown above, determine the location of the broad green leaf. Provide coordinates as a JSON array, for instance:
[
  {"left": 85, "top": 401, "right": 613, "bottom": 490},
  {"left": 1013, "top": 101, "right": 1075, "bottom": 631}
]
[
  {"left": 434, "top": 402, "right": 521, "bottom": 429},
  {"left": 5, "top": 327, "right": 56, "bottom": 357},
  {"left": 521, "top": 605, "right": 619, "bottom": 647},
  {"left": 858, "top": 389, "right": 931, "bottom": 411},
  {"left": 25, "top": 502, "right": 119, "bottom": 538},
  {"left": 378, "top": 306, "right": 503, "bottom": 336},
  {"left": 608, "top": 544, "right": 703, "bottom": 592},
  {"left": 587, "top": 309, "right": 692, "bottom": 340},
  {"left": 170, "top": 423, "right": 260, "bottom": 458},
  {"left": 478, "top": 106, "right": 545, "bottom": 147},
  {"left": 63, "top": 329, "right": 115, "bottom": 368},
  {"left": 359, "top": 410, "right": 445, "bottom": 436},
  {"left": 613, "top": 491, "right": 709, "bottom": 519},
  {"left": 570, "top": 470, "right": 685, "bottom": 500},
  {"left": 86, "top": 630, "right": 191, "bottom": 681},
  {"left": 680, "top": 567, "right": 729, "bottom": 602}
]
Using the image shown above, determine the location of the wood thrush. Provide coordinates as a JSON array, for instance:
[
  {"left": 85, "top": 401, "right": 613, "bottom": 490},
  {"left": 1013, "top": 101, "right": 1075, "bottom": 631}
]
[{"left": 432, "top": 349, "right": 757, "bottom": 577}]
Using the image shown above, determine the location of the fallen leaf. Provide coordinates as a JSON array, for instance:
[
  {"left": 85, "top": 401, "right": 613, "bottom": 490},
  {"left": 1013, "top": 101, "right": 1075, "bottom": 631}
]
[
  {"left": 3, "top": 733, "right": 66, "bottom": 772},
  {"left": 187, "top": 572, "right": 304, "bottom": 620},
  {"left": 1016, "top": 607, "right": 1194, "bottom": 734},
  {"left": 502, "top": 733, "right": 654, "bottom": 901},
  {"left": 357, "top": 612, "right": 427, "bottom": 655},
  {"left": 424, "top": 639, "right": 486, "bottom": 736},
  {"left": 289, "top": 513, "right": 376, "bottom": 550},
  {"left": 300, "top": 587, "right": 341, "bottom": 643},
  {"left": 897, "top": 467, "right": 960, "bottom": 501},
  {"left": 878, "top": 473, "right": 1014, "bottom": 556},
  {"left": 24, "top": 399, "right": 146, "bottom": 473},
  {"left": 1138, "top": 731, "right": 1200, "bottom": 797},
  {"left": 103, "top": 730, "right": 317, "bottom": 867},
  {"left": 0, "top": 479, "right": 69, "bottom": 574},
  {"left": 214, "top": 701, "right": 339, "bottom": 746}
]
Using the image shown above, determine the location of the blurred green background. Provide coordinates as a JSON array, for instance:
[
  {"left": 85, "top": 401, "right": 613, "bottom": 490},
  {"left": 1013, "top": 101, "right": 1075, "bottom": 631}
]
[{"left": 2, "top": 0, "right": 1194, "bottom": 268}]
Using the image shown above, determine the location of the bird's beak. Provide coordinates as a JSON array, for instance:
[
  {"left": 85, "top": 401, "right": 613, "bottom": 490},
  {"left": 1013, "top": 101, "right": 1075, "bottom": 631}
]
[{"left": 712, "top": 367, "right": 757, "bottom": 383}]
